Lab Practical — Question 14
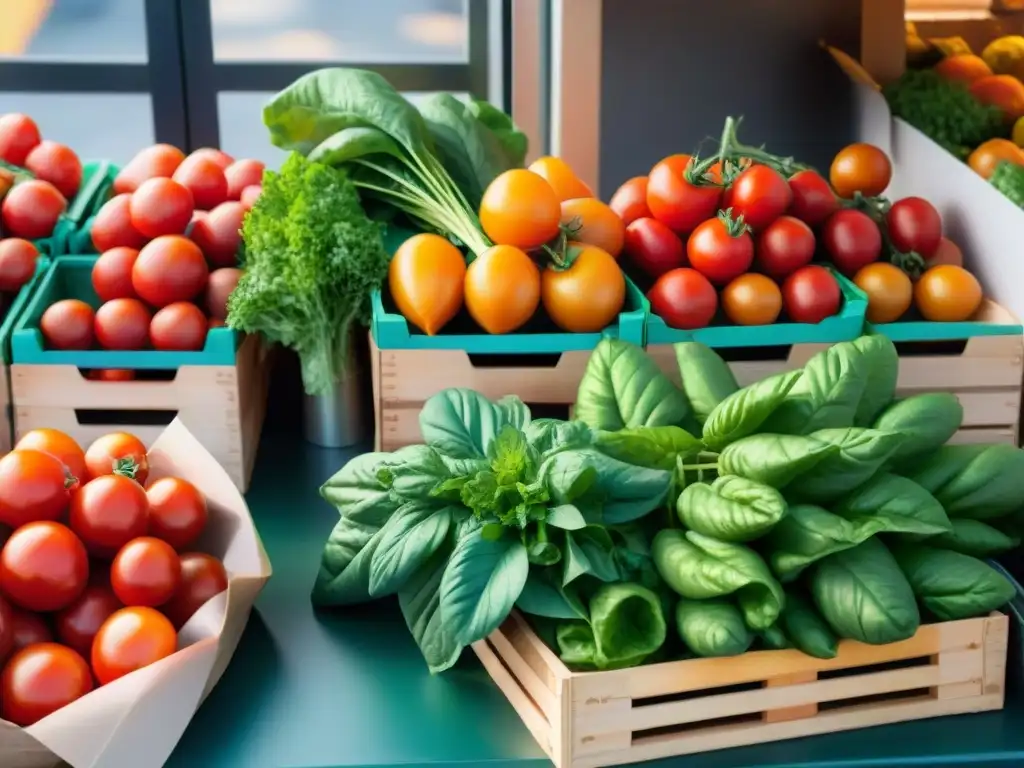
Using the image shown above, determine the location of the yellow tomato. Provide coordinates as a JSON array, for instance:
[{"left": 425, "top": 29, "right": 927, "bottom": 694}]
[
  {"left": 721, "top": 274, "right": 782, "bottom": 326},
  {"left": 527, "top": 156, "right": 593, "bottom": 201},
  {"left": 464, "top": 244, "right": 541, "bottom": 334},
  {"left": 559, "top": 198, "right": 625, "bottom": 258},
  {"left": 388, "top": 233, "right": 466, "bottom": 335},
  {"left": 853, "top": 262, "right": 913, "bottom": 324},
  {"left": 479, "top": 169, "right": 561, "bottom": 250},
  {"left": 914, "top": 265, "right": 983, "bottom": 322},
  {"left": 541, "top": 244, "right": 625, "bottom": 333}
]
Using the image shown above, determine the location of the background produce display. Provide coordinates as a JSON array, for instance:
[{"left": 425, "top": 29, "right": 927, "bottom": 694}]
[
  {"left": 0, "top": 427, "right": 229, "bottom": 726},
  {"left": 312, "top": 332, "right": 1020, "bottom": 672}
]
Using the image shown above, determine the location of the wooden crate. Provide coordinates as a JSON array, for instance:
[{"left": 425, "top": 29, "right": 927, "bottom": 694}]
[
  {"left": 10, "top": 334, "right": 270, "bottom": 491},
  {"left": 474, "top": 611, "right": 1008, "bottom": 768}
]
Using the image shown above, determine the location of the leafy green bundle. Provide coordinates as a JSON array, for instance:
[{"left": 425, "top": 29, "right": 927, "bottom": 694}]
[
  {"left": 990, "top": 160, "right": 1024, "bottom": 208},
  {"left": 228, "top": 153, "right": 389, "bottom": 396}
]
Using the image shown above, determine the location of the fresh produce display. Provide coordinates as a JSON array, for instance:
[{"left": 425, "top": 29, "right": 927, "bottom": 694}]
[
  {"left": 0, "top": 427, "right": 228, "bottom": 726},
  {"left": 611, "top": 117, "right": 988, "bottom": 328},
  {"left": 312, "top": 333, "right": 1019, "bottom": 672}
]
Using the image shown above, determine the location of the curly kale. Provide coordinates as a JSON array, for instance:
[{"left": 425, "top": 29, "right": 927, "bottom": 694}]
[
  {"left": 883, "top": 69, "right": 1006, "bottom": 158},
  {"left": 990, "top": 160, "right": 1024, "bottom": 208},
  {"left": 228, "top": 153, "right": 389, "bottom": 396}
]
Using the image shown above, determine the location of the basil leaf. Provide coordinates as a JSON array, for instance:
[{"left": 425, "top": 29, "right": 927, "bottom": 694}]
[
  {"left": 763, "top": 503, "right": 884, "bottom": 582},
  {"left": 781, "top": 591, "right": 837, "bottom": 659},
  {"left": 312, "top": 519, "right": 390, "bottom": 606},
  {"left": 874, "top": 393, "right": 963, "bottom": 463},
  {"left": 890, "top": 544, "right": 1015, "bottom": 621},
  {"left": 674, "top": 342, "right": 739, "bottom": 425},
  {"left": 589, "top": 582, "right": 667, "bottom": 669},
  {"left": 766, "top": 342, "right": 869, "bottom": 434},
  {"left": 833, "top": 473, "right": 952, "bottom": 535},
  {"left": 931, "top": 519, "right": 1020, "bottom": 558},
  {"left": 379, "top": 445, "right": 455, "bottom": 500},
  {"left": 676, "top": 476, "right": 787, "bottom": 542},
  {"left": 852, "top": 334, "right": 899, "bottom": 427},
  {"left": 718, "top": 433, "right": 838, "bottom": 488},
  {"left": 516, "top": 571, "right": 588, "bottom": 620},
  {"left": 595, "top": 425, "right": 703, "bottom": 470},
  {"left": 675, "top": 599, "right": 753, "bottom": 658},
  {"left": 320, "top": 451, "right": 393, "bottom": 516},
  {"left": 906, "top": 443, "right": 1024, "bottom": 520},
  {"left": 368, "top": 502, "right": 453, "bottom": 597},
  {"left": 556, "top": 622, "right": 598, "bottom": 667},
  {"left": 793, "top": 427, "right": 905, "bottom": 503},
  {"left": 702, "top": 370, "right": 802, "bottom": 451},
  {"left": 398, "top": 546, "right": 464, "bottom": 674},
  {"left": 439, "top": 531, "right": 529, "bottom": 645},
  {"left": 543, "top": 449, "right": 671, "bottom": 524},
  {"left": 547, "top": 504, "right": 587, "bottom": 530},
  {"left": 419, "top": 387, "right": 531, "bottom": 459},
  {"left": 523, "top": 419, "right": 593, "bottom": 458}
]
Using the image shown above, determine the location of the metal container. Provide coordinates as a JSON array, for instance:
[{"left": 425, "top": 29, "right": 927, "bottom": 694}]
[{"left": 303, "top": 369, "right": 366, "bottom": 448}]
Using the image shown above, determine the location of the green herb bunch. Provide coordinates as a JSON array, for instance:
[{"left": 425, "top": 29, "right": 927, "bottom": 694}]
[{"left": 990, "top": 159, "right": 1024, "bottom": 208}]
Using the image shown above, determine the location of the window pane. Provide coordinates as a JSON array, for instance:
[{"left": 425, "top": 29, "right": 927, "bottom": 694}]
[
  {"left": 0, "top": 0, "right": 147, "bottom": 62},
  {"left": 210, "top": 0, "right": 468, "bottom": 62},
  {"left": 217, "top": 90, "right": 470, "bottom": 167},
  {"left": 0, "top": 93, "right": 153, "bottom": 165}
]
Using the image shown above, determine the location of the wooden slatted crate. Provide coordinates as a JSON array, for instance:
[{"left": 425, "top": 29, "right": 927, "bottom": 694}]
[
  {"left": 474, "top": 611, "right": 1008, "bottom": 768},
  {"left": 11, "top": 335, "right": 270, "bottom": 491}
]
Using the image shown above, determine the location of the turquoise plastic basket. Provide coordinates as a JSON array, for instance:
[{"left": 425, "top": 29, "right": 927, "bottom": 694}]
[
  {"left": 11, "top": 256, "right": 239, "bottom": 368},
  {"left": 645, "top": 268, "right": 868, "bottom": 348},
  {"left": 867, "top": 302, "right": 1022, "bottom": 342},
  {"left": 0, "top": 256, "right": 51, "bottom": 365}
]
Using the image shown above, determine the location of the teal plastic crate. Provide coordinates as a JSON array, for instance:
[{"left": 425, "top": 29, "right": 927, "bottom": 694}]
[
  {"left": 48, "top": 160, "right": 120, "bottom": 257},
  {"left": 645, "top": 267, "right": 868, "bottom": 348},
  {"left": 0, "top": 256, "right": 51, "bottom": 364},
  {"left": 373, "top": 224, "right": 647, "bottom": 353},
  {"left": 867, "top": 300, "right": 1022, "bottom": 342},
  {"left": 11, "top": 256, "right": 239, "bottom": 368}
]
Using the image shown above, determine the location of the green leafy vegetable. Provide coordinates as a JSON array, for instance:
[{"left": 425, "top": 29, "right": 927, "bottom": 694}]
[
  {"left": 398, "top": 547, "right": 463, "bottom": 673},
  {"left": 991, "top": 160, "right": 1024, "bottom": 208},
  {"left": 833, "top": 473, "right": 952, "bottom": 536},
  {"left": 891, "top": 544, "right": 1015, "bottom": 621},
  {"left": 701, "top": 370, "right": 802, "bottom": 451},
  {"left": 764, "top": 343, "right": 868, "bottom": 434},
  {"left": 905, "top": 443, "right": 1024, "bottom": 520},
  {"left": 524, "top": 419, "right": 592, "bottom": 458},
  {"left": 420, "top": 389, "right": 531, "bottom": 459},
  {"left": 781, "top": 592, "right": 837, "bottom": 659},
  {"left": 759, "top": 624, "right": 792, "bottom": 650},
  {"left": 674, "top": 342, "right": 739, "bottom": 425},
  {"left": 368, "top": 502, "right": 454, "bottom": 597},
  {"left": 718, "top": 433, "right": 838, "bottom": 488},
  {"left": 595, "top": 425, "right": 702, "bottom": 470},
  {"left": 675, "top": 599, "right": 753, "bottom": 657},
  {"left": 676, "top": 475, "right": 787, "bottom": 542},
  {"left": 516, "top": 571, "right": 587, "bottom": 620},
  {"left": 589, "top": 583, "right": 667, "bottom": 669},
  {"left": 792, "top": 428, "right": 904, "bottom": 503},
  {"left": 873, "top": 393, "right": 963, "bottom": 463},
  {"left": 852, "top": 334, "right": 899, "bottom": 427},
  {"left": 931, "top": 518, "right": 1020, "bottom": 557},
  {"left": 763, "top": 503, "right": 883, "bottom": 581}
]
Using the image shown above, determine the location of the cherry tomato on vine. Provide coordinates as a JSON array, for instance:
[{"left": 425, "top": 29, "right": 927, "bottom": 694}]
[
  {"left": 646, "top": 154, "right": 721, "bottom": 235},
  {"left": 0, "top": 450, "right": 73, "bottom": 528},
  {"left": 1, "top": 643, "right": 93, "bottom": 726},
  {"left": 623, "top": 217, "right": 685, "bottom": 278},
  {"left": 756, "top": 215, "right": 816, "bottom": 279},
  {"left": 822, "top": 209, "right": 883, "bottom": 276},
  {"left": 111, "top": 536, "right": 182, "bottom": 607},
  {"left": 686, "top": 211, "right": 754, "bottom": 285},
  {"left": 541, "top": 244, "right": 625, "bottom": 333},
  {"left": 479, "top": 169, "right": 561, "bottom": 249},
  {"left": 722, "top": 273, "right": 783, "bottom": 326},
  {"left": 92, "top": 606, "right": 177, "bottom": 685},
  {"left": 162, "top": 553, "right": 228, "bottom": 629},
  {"left": 787, "top": 169, "right": 838, "bottom": 227},
  {"left": 647, "top": 268, "right": 718, "bottom": 330},
  {"left": 70, "top": 474, "right": 149, "bottom": 557},
  {"left": 85, "top": 432, "right": 149, "bottom": 485},
  {"left": 56, "top": 584, "right": 123, "bottom": 658},
  {"left": 722, "top": 165, "right": 792, "bottom": 231},
  {"left": 830, "top": 143, "right": 892, "bottom": 199},
  {"left": 854, "top": 262, "right": 913, "bottom": 324},
  {"left": 782, "top": 265, "right": 842, "bottom": 324},
  {"left": 146, "top": 477, "right": 207, "bottom": 551},
  {"left": 15, "top": 428, "right": 87, "bottom": 485},
  {"left": 608, "top": 176, "right": 651, "bottom": 226},
  {"left": 886, "top": 197, "right": 943, "bottom": 259},
  {"left": 0, "top": 521, "right": 88, "bottom": 612}
]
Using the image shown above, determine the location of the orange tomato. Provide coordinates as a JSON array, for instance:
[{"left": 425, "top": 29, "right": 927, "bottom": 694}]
[
  {"left": 479, "top": 170, "right": 561, "bottom": 249},
  {"left": 541, "top": 244, "right": 625, "bottom": 333},
  {"left": 15, "top": 429, "right": 87, "bottom": 486},
  {"left": 721, "top": 274, "right": 782, "bottom": 326},
  {"left": 970, "top": 75, "right": 1024, "bottom": 121},
  {"left": 464, "top": 244, "right": 541, "bottom": 334},
  {"left": 914, "top": 265, "right": 983, "bottom": 321},
  {"left": 527, "top": 156, "right": 593, "bottom": 201},
  {"left": 559, "top": 198, "right": 625, "bottom": 258},
  {"left": 830, "top": 143, "right": 892, "bottom": 198},
  {"left": 853, "top": 262, "right": 913, "bottom": 323},
  {"left": 91, "top": 606, "right": 177, "bottom": 685},
  {"left": 967, "top": 138, "right": 1024, "bottom": 179},
  {"left": 934, "top": 54, "right": 993, "bottom": 84},
  {"left": 608, "top": 176, "right": 650, "bottom": 226},
  {"left": 388, "top": 234, "right": 466, "bottom": 336},
  {"left": 928, "top": 237, "right": 964, "bottom": 268}
]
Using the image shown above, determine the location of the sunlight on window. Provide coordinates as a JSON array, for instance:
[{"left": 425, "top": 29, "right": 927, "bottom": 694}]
[
  {"left": 210, "top": 0, "right": 291, "bottom": 27},
  {"left": 399, "top": 12, "right": 466, "bottom": 48},
  {"left": 216, "top": 31, "right": 343, "bottom": 61}
]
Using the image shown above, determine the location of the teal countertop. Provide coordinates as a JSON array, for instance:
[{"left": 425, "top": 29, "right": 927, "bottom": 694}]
[{"left": 167, "top": 433, "right": 1024, "bottom": 768}]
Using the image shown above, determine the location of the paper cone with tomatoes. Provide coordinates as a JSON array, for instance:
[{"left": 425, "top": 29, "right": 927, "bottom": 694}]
[{"left": 0, "top": 419, "right": 271, "bottom": 768}]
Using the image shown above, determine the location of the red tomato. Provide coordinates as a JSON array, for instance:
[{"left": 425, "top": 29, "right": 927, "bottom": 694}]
[
  {"left": 608, "top": 176, "right": 651, "bottom": 226},
  {"left": 88, "top": 369, "right": 136, "bottom": 382},
  {"left": 111, "top": 537, "right": 181, "bottom": 607},
  {"left": 92, "top": 246, "right": 140, "bottom": 301},
  {"left": 24, "top": 140, "right": 83, "bottom": 200},
  {"left": 622, "top": 218, "right": 685, "bottom": 278},
  {"left": 114, "top": 144, "right": 186, "bottom": 195},
  {"left": 15, "top": 428, "right": 87, "bottom": 487},
  {"left": 756, "top": 215, "right": 816, "bottom": 279},
  {"left": 239, "top": 185, "right": 261, "bottom": 210},
  {"left": 0, "top": 450, "right": 72, "bottom": 529},
  {"left": 723, "top": 165, "right": 792, "bottom": 231},
  {"left": 646, "top": 155, "right": 721, "bottom": 234},
  {"left": 91, "top": 606, "right": 177, "bottom": 685},
  {"left": 686, "top": 213, "right": 754, "bottom": 285},
  {"left": 132, "top": 235, "right": 209, "bottom": 307},
  {"left": 56, "top": 584, "right": 123, "bottom": 657},
  {"left": 40, "top": 299, "right": 95, "bottom": 350},
  {"left": 129, "top": 178, "right": 195, "bottom": 239},
  {"left": 782, "top": 265, "right": 842, "bottom": 323},
  {"left": 0, "top": 238, "right": 38, "bottom": 292},
  {"left": 1, "top": 643, "right": 93, "bottom": 726},
  {"left": 886, "top": 197, "right": 943, "bottom": 259},
  {"left": 190, "top": 201, "right": 245, "bottom": 267},
  {"left": 787, "top": 170, "right": 838, "bottom": 227},
  {"left": 189, "top": 148, "right": 234, "bottom": 171},
  {"left": 224, "top": 159, "right": 265, "bottom": 200},
  {"left": 1, "top": 179, "right": 67, "bottom": 240},
  {"left": 146, "top": 478, "right": 207, "bottom": 550},
  {"left": 84, "top": 434, "right": 149, "bottom": 487},
  {"left": 822, "top": 209, "right": 883, "bottom": 276},
  {"left": 91, "top": 194, "right": 148, "bottom": 252},
  {"left": 9, "top": 609, "right": 52, "bottom": 652},
  {"left": 0, "top": 522, "right": 88, "bottom": 612},
  {"left": 205, "top": 267, "right": 243, "bottom": 320},
  {"left": 70, "top": 474, "right": 149, "bottom": 557},
  {"left": 647, "top": 268, "right": 718, "bottom": 329},
  {"left": 0, "top": 595, "right": 13, "bottom": 663},
  {"left": 85, "top": 432, "right": 149, "bottom": 485},
  {"left": 173, "top": 154, "right": 229, "bottom": 211},
  {"left": 94, "top": 298, "right": 152, "bottom": 350},
  {"left": 150, "top": 302, "right": 208, "bottom": 351},
  {"left": 0, "top": 114, "right": 41, "bottom": 166},
  {"left": 162, "top": 553, "right": 227, "bottom": 629}
]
